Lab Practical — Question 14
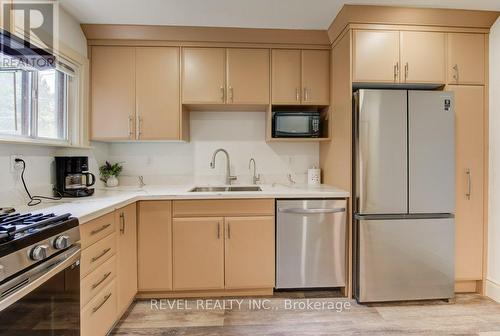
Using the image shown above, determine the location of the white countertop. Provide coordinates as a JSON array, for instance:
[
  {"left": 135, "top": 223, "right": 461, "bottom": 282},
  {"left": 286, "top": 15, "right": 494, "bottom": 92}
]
[{"left": 14, "top": 184, "right": 349, "bottom": 225}]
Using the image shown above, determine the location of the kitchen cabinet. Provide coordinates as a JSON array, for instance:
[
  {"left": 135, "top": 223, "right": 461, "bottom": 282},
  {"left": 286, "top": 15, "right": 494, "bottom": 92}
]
[
  {"left": 182, "top": 47, "right": 226, "bottom": 104},
  {"left": 448, "top": 85, "right": 485, "bottom": 281},
  {"left": 136, "top": 47, "right": 180, "bottom": 140},
  {"left": 226, "top": 48, "right": 270, "bottom": 104},
  {"left": 172, "top": 217, "right": 225, "bottom": 290},
  {"left": 271, "top": 49, "right": 302, "bottom": 104},
  {"left": 353, "top": 30, "right": 400, "bottom": 83},
  {"left": 400, "top": 31, "right": 445, "bottom": 84},
  {"left": 91, "top": 46, "right": 182, "bottom": 141},
  {"left": 91, "top": 46, "right": 136, "bottom": 140},
  {"left": 447, "top": 33, "right": 485, "bottom": 85},
  {"left": 81, "top": 281, "right": 117, "bottom": 336},
  {"left": 224, "top": 216, "right": 275, "bottom": 289},
  {"left": 116, "top": 203, "right": 137, "bottom": 316},
  {"left": 302, "top": 50, "right": 330, "bottom": 105},
  {"left": 137, "top": 201, "right": 173, "bottom": 291}
]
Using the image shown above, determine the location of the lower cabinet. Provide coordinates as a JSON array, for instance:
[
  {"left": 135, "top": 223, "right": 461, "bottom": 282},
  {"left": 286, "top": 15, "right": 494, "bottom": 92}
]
[
  {"left": 116, "top": 203, "right": 138, "bottom": 316},
  {"left": 172, "top": 217, "right": 225, "bottom": 290},
  {"left": 81, "top": 281, "right": 117, "bottom": 336},
  {"left": 224, "top": 216, "right": 275, "bottom": 289}
]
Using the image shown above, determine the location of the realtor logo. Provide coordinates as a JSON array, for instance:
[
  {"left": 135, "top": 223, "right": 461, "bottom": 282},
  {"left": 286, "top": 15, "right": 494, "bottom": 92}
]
[{"left": 1, "top": 0, "right": 58, "bottom": 69}]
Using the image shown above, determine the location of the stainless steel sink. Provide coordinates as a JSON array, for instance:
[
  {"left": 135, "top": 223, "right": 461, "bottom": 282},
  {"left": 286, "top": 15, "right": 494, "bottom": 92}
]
[{"left": 189, "top": 186, "right": 262, "bottom": 192}]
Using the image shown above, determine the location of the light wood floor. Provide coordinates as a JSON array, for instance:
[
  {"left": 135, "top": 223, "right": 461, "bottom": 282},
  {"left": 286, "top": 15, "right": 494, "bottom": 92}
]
[{"left": 111, "top": 293, "right": 500, "bottom": 335}]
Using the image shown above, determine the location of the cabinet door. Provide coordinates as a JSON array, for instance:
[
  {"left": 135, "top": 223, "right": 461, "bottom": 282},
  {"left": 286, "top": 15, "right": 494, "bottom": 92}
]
[
  {"left": 173, "top": 217, "right": 224, "bottom": 290},
  {"left": 400, "top": 31, "right": 445, "bottom": 84},
  {"left": 301, "top": 50, "right": 330, "bottom": 105},
  {"left": 226, "top": 48, "right": 270, "bottom": 104},
  {"left": 182, "top": 48, "right": 225, "bottom": 104},
  {"left": 116, "top": 203, "right": 137, "bottom": 316},
  {"left": 271, "top": 49, "right": 301, "bottom": 104},
  {"left": 136, "top": 47, "right": 180, "bottom": 140},
  {"left": 448, "top": 85, "right": 484, "bottom": 281},
  {"left": 137, "top": 201, "right": 173, "bottom": 291},
  {"left": 91, "top": 46, "right": 135, "bottom": 140},
  {"left": 225, "top": 217, "right": 275, "bottom": 289},
  {"left": 353, "top": 30, "right": 400, "bottom": 83},
  {"left": 447, "top": 33, "right": 485, "bottom": 85}
]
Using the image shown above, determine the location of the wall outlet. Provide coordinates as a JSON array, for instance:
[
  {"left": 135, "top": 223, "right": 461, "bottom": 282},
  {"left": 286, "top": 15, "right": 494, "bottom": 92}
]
[{"left": 10, "top": 155, "right": 24, "bottom": 173}]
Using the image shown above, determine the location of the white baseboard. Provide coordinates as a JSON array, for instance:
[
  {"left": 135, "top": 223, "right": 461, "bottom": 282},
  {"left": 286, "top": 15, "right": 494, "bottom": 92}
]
[{"left": 486, "top": 278, "right": 500, "bottom": 303}]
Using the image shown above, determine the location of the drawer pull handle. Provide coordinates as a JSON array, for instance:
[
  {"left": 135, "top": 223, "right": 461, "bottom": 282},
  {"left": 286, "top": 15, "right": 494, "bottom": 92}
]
[
  {"left": 91, "top": 271, "right": 112, "bottom": 290},
  {"left": 279, "top": 207, "right": 346, "bottom": 214},
  {"left": 92, "top": 293, "right": 112, "bottom": 314},
  {"left": 91, "top": 248, "right": 111, "bottom": 263},
  {"left": 90, "top": 224, "right": 111, "bottom": 236}
]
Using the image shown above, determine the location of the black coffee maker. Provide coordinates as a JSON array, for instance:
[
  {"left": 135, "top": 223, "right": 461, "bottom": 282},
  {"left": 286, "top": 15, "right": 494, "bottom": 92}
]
[{"left": 55, "top": 156, "right": 96, "bottom": 197}]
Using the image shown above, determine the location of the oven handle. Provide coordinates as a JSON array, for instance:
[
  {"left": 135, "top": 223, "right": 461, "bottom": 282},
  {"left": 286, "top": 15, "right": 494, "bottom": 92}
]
[
  {"left": 0, "top": 245, "right": 81, "bottom": 312},
  {"left": 278, "top": 207, "right": 346, "bottom": 214}
]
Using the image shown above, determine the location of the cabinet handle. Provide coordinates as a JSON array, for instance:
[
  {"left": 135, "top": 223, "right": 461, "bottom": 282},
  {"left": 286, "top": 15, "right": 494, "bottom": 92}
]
[
  {"left": 394, "top": 62, "right": 399, "bottom": 82},
  {"left": 227, "top": 222, "right": 231, "bottom": 239},
  {"left": 90, "top": 224, "right": 111, "bottom": 236},
  {"left": 217, "top": 222, "right": 221, "bottom": 239},
  {"left": 128, "top": 116, "right": 134, "bottom": 139},
  {"left": 91, "top": 248, "right": 111, "bottom": 263},
  {"left": 229, "top": 86, "right": 233, "bottom": 102},
  {"left": 466, "top": 168, "right": 471, "bottom": 200},
  {"left": 220, "top": 86, "right": 225, "bottom": 102},
  {"left": 304, "top": 87, "right": 310, "bottom": 102},
  {"left": 453, "top": 64, "right": 459, "bottom": 83},
  {"left": 136, "top": 114, "right": 143, "bottom": 139},
  {"left": 91, "top": 271, "right": 112, "bottom": 290},
  {"left": 92, "top": 293, "right": 112, "bottom": 314},
  {"left": 119, "top": 212, "right": 125, "bottom": 234},
  {"left": 404, "top": 62, "right": 409, "bottom": 81},
  {"left": 296, "top": 88, "right": 300, "bottom": 101}
]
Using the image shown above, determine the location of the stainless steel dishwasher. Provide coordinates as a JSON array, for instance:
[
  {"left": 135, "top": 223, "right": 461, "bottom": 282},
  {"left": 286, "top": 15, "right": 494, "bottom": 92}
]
[{"left": 276, "top": 199, "right": 347, "bottom": 289}]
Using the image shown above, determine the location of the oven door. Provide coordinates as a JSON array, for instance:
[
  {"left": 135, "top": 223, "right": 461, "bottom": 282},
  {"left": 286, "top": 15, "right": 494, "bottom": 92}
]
[{"left": 0, "top": 246, "right": 80, "bottom": 335}]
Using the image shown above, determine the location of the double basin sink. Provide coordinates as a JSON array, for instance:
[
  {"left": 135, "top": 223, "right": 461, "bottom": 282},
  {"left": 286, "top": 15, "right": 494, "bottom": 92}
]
[{"left": 189, "top": 186, "right": 262, "bottom": 192}]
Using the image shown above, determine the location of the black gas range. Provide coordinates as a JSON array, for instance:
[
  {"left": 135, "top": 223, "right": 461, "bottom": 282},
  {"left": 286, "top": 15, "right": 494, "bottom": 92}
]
[{"left": 0, "top": 210, "right": 81, "bottom": 335}]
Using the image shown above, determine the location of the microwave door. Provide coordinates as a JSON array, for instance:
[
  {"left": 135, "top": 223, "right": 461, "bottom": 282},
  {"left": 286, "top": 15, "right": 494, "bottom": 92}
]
[{"left": 275, "top": 114, "right": 316, "bottom": 137}]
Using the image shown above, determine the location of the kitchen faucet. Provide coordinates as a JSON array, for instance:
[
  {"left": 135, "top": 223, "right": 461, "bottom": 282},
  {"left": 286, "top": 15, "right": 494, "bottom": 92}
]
[
  {"left": 210, "top": 148, "right": 237, "bottom": 185},
  {"left": 248, "top": 158, "right": 260, "bottom": 185}
]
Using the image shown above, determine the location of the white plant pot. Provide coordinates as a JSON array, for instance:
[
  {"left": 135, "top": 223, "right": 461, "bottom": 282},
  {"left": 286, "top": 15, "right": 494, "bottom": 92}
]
[{"left": 106, "top": 176, "right": 119, "bottom": 187}]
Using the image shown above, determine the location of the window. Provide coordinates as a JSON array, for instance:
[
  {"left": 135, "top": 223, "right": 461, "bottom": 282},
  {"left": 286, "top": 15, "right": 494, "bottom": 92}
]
[{"left": 0, "top": 55, "right": 71, "bottom": 142}]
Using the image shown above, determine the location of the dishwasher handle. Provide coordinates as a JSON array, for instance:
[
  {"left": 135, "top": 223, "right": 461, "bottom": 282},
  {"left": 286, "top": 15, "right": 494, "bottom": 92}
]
[{"left": 278, "top": 207, "right": 346, "bottom": 214}]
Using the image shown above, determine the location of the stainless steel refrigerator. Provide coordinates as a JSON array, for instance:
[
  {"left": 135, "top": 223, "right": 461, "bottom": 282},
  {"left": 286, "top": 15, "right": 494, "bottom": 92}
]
[{"left": 353, "top": 89, "right": 455, "bottom": 303}]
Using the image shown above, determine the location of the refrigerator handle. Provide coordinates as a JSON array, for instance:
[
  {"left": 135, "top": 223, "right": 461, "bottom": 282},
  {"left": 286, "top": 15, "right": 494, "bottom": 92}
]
[{"left": 466, "top": 169, "right": 471, "bottom": 200}]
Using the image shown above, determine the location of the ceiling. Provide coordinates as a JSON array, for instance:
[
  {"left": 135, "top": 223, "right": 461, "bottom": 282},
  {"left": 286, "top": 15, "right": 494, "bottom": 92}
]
[{"left": 60, "top": 0, "right": 500, "bottom": 30}]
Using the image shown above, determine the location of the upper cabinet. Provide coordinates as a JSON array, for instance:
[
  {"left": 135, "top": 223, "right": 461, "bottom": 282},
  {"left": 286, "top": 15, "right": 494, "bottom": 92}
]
[
  {"left": 447, "top": 33, "right": 485, "bottom": 85},
  {"left": 353, "top": 30, "right": 445, "bottom": 84},
  {"left": 272, "top": 49, "right": 330, "bottom": 105},
  {"left": 91, "top": 47, "right": 136, "bottom": 140},
  {"left": 226, "top": 49, "right": 270, "bottom": 104},
  {"left": 353, "top": 30, "right": 400, "bottom": 83},
  {"left": 91, "top": 46, "right": 183, "bottom": 141},
  {"left": 400, "top": 31, "right": 445, "bottom": 84},
  {"left": 182, "top": 47, "right": 270, "bottom": 105},
  {"left": 182, "top": 48, "right": 226, "bottom": 104}
]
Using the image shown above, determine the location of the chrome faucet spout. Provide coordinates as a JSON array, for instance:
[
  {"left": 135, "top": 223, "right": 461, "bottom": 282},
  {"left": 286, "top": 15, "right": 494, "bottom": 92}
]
[
  {"left": 248, "top": 158, "right": 260, "bottom": 185},
  {"left": 210, "top": 148, "right": 237, "bottom": 185}
]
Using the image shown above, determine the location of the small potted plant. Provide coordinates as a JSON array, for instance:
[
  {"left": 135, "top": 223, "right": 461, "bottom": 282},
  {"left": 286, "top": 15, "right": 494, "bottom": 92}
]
[{"left": 99, "top": 161, "right": 123, "bottom": 187}]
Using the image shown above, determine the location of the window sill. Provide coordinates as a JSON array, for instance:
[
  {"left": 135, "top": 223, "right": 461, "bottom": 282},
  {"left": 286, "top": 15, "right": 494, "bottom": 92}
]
[{"left": 0, "top": 137, "right": 92, "bottom": 149}]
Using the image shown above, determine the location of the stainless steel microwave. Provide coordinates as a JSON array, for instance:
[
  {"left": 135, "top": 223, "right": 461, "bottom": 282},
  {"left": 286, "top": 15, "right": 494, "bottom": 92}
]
[{"left": 272, "top": 112, "right": 321, "bottom": 137}]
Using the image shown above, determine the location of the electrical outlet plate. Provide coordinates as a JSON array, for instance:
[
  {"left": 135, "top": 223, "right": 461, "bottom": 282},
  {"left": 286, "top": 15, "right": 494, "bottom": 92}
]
[{"left": 10, "top": 155, "right": 24, "bottom": 173}]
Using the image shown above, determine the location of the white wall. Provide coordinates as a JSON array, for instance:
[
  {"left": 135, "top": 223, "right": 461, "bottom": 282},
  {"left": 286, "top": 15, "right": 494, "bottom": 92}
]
[
  {"left": 58, "top": 6, "right": 88, "bottom": 56},
  {"left": 107, "top": 111, "right": 319, "bottom": 186},
  {"left": 487, "top": 17, "right": 500, "bottom": 303}
]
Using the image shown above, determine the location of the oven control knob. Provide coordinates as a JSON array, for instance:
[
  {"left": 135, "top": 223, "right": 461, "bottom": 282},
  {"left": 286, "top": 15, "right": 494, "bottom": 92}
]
[
  {"left": 30, "top": 245, "right": 49, "bottom": 261},
  {"left": 53, "top": 235, "right": 70, "bottom": 250}
]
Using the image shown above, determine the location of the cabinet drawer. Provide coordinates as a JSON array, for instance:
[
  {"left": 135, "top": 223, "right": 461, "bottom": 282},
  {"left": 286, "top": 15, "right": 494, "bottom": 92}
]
[
  {"left": 81, "top": 255, "right": 117, "bottom": 307},
  {"left": 81, "top": 280, "right": 117, "bottom": 336},
  {"left": 80, "top": 212, "right": 116, "bottom": 248},
  {"left": 81, "top": 233, "right": 117, "bottom": 278},
  {"left": 173, "top": 199, "right": 274, "bottom": 217}
]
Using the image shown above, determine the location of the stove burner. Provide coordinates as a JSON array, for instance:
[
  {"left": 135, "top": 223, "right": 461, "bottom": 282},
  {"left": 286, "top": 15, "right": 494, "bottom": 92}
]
[{"left": 0, "top": 213, "right": 71, "bottom": 244}]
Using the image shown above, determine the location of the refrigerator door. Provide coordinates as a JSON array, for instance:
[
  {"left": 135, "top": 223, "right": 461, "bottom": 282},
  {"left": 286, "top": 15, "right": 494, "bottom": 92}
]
[
  {"left": 357, "top": 217, "right": 455, "bottom": 303},
  {"left": 276, "top": 199, "right": 346, "bottom": 289},
  {"left": 355, "top": 90, "right": 408, "bottom": 214},
  {"left": 408, "top": 91, "right": 455, "bottom": 214}
]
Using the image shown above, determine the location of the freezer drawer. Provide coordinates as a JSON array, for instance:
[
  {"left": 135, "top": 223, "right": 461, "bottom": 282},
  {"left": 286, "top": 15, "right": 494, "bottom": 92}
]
[
  {"left": 357, "top": 217, "right": 455, "bottom": 302},
  {"left": 276, "top": 199, "right": 346, "bottom": 289}
]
